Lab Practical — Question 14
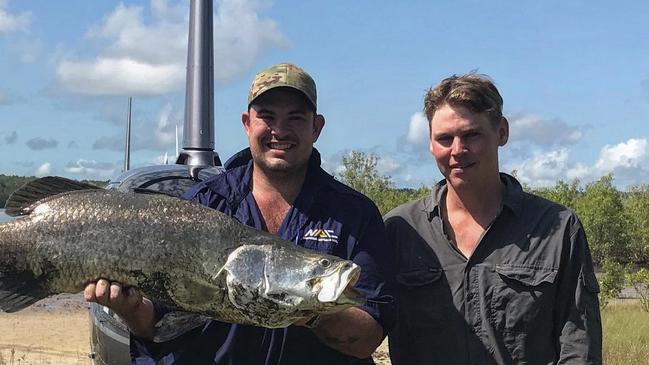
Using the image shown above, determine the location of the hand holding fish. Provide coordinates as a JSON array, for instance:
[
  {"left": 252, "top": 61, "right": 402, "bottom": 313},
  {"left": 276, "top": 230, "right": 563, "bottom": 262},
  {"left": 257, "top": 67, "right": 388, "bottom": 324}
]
[{"left": 84, "top": 279, "right": 156, "bottom": 338}]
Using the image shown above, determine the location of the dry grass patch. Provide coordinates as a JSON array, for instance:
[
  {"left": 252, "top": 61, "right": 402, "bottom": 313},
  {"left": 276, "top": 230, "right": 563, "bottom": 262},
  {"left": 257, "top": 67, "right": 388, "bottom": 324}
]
[{"left": 603, "top": 299, "right": 649, "bottom": 365}]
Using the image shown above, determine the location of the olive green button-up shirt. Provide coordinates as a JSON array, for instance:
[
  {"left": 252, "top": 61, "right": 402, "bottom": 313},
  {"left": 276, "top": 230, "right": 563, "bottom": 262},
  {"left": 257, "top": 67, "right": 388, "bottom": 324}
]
[{"left": 385, "top": 174, "right": 602, "bottom": 365}]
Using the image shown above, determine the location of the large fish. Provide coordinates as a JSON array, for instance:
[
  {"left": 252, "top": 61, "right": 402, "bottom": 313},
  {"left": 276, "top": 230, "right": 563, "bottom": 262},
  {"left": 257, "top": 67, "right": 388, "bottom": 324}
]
[{"left": 0, "top": 177, "right": 363, "bottom": 338}]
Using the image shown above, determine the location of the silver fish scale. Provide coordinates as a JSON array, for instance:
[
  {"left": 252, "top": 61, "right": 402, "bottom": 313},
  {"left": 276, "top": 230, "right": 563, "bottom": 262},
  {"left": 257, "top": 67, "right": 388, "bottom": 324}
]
[{"left": 0, "top": 190, "right": 282, "bottom": 320}]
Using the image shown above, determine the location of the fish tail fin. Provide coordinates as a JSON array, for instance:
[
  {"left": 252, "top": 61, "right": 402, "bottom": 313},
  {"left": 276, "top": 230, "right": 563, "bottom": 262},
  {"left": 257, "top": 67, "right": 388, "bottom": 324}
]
[{"left": 0, "top": 272, "right": 49, "bottom": 312}]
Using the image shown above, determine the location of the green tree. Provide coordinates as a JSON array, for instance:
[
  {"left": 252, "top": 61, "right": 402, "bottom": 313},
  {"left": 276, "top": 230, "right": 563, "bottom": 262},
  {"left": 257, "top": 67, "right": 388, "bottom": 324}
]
[
  {"left": 338, "top": 151, "right": 432, "bottom": 214},
  {"left": 532, "top": 179, "right": 582, "bottom": 210},
  {"left": 0, "top": 175, "right": 35, "bottom": 207},
  {"left": 627, "top": 268, "right": 649, "bottom": 313},
  {"left": 339, "top": 151, "right": 394, "bottom": 214},
  {"left": 599, "top": 258, "right": 626, "bottom": 310},
  {"left": 623, "top": 185, "right": 649, "bottom": 264},
  {"left": 574, "top": 174, "right": 628, "bottom": 264},
  {"left": 380, "top": 186, "right": 432, "bottom": 215}
]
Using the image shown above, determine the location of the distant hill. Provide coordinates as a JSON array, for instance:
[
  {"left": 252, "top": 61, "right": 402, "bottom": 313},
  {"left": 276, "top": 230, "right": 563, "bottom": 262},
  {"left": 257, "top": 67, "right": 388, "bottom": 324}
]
[{"left": 0, "top": 175, "right": 109, "bottom": 208}]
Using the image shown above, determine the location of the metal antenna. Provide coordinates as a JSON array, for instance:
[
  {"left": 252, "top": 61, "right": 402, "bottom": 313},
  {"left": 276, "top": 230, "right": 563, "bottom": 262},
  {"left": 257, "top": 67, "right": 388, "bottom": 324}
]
[
  {"left": 176, "top": 0, "right": 221, "bottom": 177},
  {"left": 175, "top": 123, "right": 179, "bottom": 158},
  {"left": 123, "top": 96, "right": 132, "bottom": 172}
]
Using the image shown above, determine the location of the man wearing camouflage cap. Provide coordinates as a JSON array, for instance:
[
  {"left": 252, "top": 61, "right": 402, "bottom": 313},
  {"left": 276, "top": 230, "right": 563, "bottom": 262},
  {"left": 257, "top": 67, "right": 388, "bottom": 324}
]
[{"left": 91, "top": 63, "right": 395, "bottom": 364}]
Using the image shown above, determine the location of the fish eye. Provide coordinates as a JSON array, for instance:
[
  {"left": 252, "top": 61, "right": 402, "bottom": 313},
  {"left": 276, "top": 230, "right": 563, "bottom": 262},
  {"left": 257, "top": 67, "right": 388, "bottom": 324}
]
[{"left": 319, "top": 258, "right": 331, "bottom": 268}]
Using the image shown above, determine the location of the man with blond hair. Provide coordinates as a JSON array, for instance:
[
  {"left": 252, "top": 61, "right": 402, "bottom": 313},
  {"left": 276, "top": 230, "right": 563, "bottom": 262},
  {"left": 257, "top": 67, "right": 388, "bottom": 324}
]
[{"left": 385, "top": 73, "right": 601, "bottom": 365}]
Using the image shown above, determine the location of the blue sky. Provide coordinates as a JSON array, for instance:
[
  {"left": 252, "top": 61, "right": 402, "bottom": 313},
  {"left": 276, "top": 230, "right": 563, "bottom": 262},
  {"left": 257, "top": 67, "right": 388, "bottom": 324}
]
[{"left": 1, "top": 0, "right": 648, "bottom": 189}]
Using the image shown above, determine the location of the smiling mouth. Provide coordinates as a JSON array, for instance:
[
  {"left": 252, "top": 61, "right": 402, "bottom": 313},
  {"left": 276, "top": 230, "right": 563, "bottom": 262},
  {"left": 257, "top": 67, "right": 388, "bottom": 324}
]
[
  {"left": 267, "top": 142, "right": 294, "bottom": 150},
  {"left": 450, "top": 162, "right": 475, "bottom": 170}
]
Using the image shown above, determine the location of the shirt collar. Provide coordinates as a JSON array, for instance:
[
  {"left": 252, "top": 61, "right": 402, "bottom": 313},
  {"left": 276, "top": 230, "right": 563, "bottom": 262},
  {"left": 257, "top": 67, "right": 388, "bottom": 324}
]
[
  {"left": 219, "top": 147, "right": 329, "bottom": 204},
  {"left": 423, "top": 173, "right": 524, "bottom": 219}
]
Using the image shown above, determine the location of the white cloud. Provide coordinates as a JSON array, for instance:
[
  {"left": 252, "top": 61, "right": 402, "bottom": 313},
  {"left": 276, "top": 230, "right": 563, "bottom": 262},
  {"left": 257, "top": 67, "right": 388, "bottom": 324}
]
[
  {"left": 92, "top": 103, "right": 181, "bottom": 152},
  {"left": 595, "top": 138, "right": 648, "bottom": 171},
  {"left": 85, "top": 2, "right": 187, "bottom": 65},
  {"left": 505, "top": 138, "right": 649, "bottom": 189},
  {"left": 565, "top": 162, "right": 592, "bottom": 181},
  {"left": 406, "top": 112, "right": 429, "bottom": 147},
  {"left": 35, "top": 162, "right": 51, "bottom": 176},
  {"left": 508, "top": 149, "right": 571, "bottom": 187},
  {"left": 154, "top": 103, "right": 178, "bottom": 148},
  {"left": 151, "top": 0, "right": 187, "bottom": 21},
  {"left": 0, "top": 0, "right": 31, "bottom": 34},
  {"left": 65, "top": 159, "right": 116, "bottom": 179},
  {"left": 154, "top": 152, "right": 173, "bottom": 165},
  {"left": 57, "top": 57, "right": 184, "bottom": 95},
  {"left": 508, "top": 114, "right": 583, "bottom": 146},
  {"left": 376, "top": 156, "right": 402, "bottom": 176},
  {"left": 56, "top": 0, "right": 285, "bottom": 96},
  {"left": 212, "top": 0, "right": 286, "bottom": 81}
]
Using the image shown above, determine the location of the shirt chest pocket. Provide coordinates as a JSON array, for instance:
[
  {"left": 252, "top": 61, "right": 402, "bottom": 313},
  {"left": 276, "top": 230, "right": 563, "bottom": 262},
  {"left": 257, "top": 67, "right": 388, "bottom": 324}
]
[
  {"left": 490, "top": 264, "right": 558, "bottom": 333},
  {"left": 396, "top": 268, "right": 453, "bottom": 331}
]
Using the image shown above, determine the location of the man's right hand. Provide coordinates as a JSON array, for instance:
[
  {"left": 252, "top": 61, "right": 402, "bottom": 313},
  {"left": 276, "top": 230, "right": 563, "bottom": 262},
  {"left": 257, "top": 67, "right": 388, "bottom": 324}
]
[{"left": 84, "top": 279, "right": 156, "bottom": 339}]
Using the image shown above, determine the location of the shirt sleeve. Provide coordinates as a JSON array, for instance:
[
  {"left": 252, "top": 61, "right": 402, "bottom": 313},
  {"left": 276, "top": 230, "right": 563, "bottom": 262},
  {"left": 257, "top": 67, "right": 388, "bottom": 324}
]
[
  {"left": 554, "top": 216, "right": 603, "bottom": 364},
  {"left": 350, "top": 203, "right": 397, "bottom": 336}
]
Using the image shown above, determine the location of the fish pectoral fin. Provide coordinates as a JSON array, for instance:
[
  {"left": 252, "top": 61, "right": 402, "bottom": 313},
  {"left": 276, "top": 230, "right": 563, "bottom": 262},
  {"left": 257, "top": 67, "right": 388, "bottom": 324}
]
[
  {"left": 5, "top": 176, "right": 101, "bottom": 216},
  {"left": 168, "top": 276, "right": 223, "bottom": 310},
  {"left": 0, "top": 272, "right": 49, "bottom": 312},
  {"left": 153, "top": 312, "right": 210, "bottom": 343}
]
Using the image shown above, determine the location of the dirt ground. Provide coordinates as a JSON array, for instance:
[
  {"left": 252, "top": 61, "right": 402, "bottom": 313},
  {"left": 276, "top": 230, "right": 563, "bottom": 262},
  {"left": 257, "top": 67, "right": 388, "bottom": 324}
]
[
  {"left": 372, "top": 339, "right": 391, "bottom": 365},
  {"left": 0, "top": 294, "right": 391, "bottom": 365},
  {"left": 0, "top": 295, "right": 91, "bottom": 365}
]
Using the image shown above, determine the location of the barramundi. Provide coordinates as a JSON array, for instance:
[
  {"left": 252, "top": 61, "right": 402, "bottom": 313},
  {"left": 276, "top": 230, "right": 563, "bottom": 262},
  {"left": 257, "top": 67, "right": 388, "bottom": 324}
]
[{"left": 0, "top": 177, "right": 363, "bottom": 337}]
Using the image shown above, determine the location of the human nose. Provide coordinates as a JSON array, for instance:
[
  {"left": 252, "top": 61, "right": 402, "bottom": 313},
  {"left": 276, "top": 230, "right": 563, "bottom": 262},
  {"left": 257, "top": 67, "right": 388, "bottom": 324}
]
[
  {"left": 269, "top": 119, "right": 290, "bottom": 138},
  {"left": 450, "top": 137, "right": 467, "bottom": 155}
]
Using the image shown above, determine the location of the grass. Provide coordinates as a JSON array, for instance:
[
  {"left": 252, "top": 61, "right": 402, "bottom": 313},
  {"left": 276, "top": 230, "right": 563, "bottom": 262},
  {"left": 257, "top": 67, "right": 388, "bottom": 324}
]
[
  {"left": 0, "top": 301, "right": 646, "bottom": 365},
  {"left": 603, "top": 299, "right": 649, "bottom": 365},
  {"left": 0, "top": 348, "right": 88, "bottom": 365}
]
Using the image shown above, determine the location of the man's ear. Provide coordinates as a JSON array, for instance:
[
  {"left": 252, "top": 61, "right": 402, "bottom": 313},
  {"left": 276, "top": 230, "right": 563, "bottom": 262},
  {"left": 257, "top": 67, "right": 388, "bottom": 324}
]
[
  {"left": 498, "top": 117, "right": 509, "bottom": 146},
  {"left": 241, "top": 111, "right": 251, "bottom": 136},
  {"left": 428, "top": 120, "right": 434, "bottom": 155},
  {"left": 312, "top": 114, "right": 325, "bottom": 142}
]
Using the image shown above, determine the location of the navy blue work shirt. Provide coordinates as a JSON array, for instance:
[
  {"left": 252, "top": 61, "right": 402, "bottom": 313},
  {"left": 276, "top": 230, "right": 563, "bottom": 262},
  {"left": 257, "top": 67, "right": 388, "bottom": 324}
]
[{"left": 130, "top": 148, "right": 395, "bottom": 365}]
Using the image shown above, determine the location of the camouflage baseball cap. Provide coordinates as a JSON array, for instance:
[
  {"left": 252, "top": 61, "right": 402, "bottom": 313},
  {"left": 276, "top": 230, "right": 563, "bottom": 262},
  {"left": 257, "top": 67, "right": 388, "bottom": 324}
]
[{"left": 248, "top": 63, "right": 317, "bottom": 109}]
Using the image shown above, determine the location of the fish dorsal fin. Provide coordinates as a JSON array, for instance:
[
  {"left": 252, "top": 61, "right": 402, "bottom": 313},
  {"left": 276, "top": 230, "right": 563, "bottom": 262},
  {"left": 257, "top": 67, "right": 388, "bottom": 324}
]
[{"left": 4, "top": 176, "right": 101, "bottom": 217}]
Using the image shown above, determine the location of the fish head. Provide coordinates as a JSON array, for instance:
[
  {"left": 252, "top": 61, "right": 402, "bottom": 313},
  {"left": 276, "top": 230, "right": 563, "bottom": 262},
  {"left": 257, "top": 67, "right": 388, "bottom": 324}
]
[
  {"left": 222, "top": 243, "right": 364, "bottom": 327},
  {"left": 262, "top": 244, "right": 364, "bottom": 310}
]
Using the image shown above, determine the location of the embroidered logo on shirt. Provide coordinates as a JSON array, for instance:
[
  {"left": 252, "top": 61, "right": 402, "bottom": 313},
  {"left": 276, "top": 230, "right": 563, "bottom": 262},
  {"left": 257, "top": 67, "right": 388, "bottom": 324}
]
[{"left": 302, "top": 229, "right": 339, "bottom": 244}]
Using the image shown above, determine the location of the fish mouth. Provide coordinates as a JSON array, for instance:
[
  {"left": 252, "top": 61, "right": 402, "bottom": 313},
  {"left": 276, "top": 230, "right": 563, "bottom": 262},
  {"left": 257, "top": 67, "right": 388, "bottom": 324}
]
[
  {"left": 317, "top": 263, "right": 363, "bottom": 306},
  {"left": 338, "top": 281, "right": 364, "bottom": 305}
]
